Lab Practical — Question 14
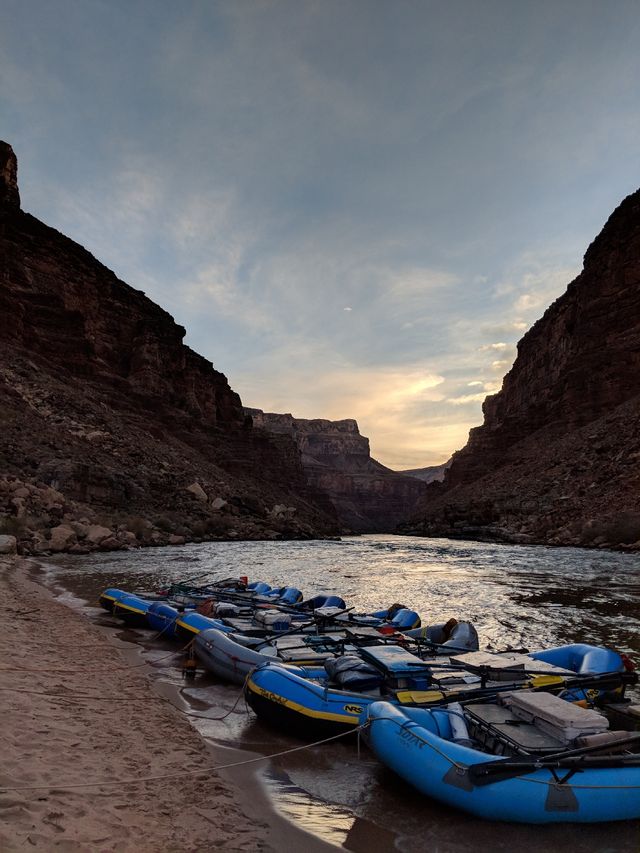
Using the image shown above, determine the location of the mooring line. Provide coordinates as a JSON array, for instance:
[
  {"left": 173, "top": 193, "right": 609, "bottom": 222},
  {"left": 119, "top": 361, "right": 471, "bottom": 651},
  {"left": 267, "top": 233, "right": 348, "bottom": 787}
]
[{"left": 0, "top": 727, "right": 362, "bottom": 793}]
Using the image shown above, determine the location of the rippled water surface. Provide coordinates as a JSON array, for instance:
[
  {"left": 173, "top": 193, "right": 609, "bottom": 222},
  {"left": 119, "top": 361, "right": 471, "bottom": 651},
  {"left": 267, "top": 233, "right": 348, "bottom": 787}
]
[{"left": 45, "top": 535, "right": 640, "bottom": 851}]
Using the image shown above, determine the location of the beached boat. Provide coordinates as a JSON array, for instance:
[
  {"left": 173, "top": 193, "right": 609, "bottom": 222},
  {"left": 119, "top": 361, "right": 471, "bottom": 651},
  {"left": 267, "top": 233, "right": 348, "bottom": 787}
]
[
  {"left": 244, "top": 626, "right": 482, "bottom": 737},
  {"left": 362, "top": 695, "right": 640, "bottom": 823},
  {"left": 194, "top": 615, "right": 479, "bottom": 686},
  {"left": 100, "top": 577, "right": 279, "bottom": 613},
  {"left": 193, "top": 622, "right": 400, "bottom": 684},
  {"left": 244, "top": 643, "right": 633, "bottom": 739}
]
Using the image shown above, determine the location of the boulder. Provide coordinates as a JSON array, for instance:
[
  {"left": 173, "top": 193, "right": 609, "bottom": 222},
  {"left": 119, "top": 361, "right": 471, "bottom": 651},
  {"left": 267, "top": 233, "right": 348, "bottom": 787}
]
[
  {"left": 48, "top": 525, "right": 77, "bottom": 552},
  {"left": 186, "top": 482, "right": 208, "bottom": 502},
  {"left": 10, "top": 498, "right": 26, "bottom": 518},
  {"left": 98, "top": 536, "right": 122, "bottom": 550},
  {"left": 210, "top": 497, "right": 228, "bottom": 511},
  {"left": 42, "top": 486, "right": 65, "bottom": 509},
  {"left": 69, "top": 521, "right": 89, "bottom": 539},
  {"left": 169, "top": 534, "right": 186, "bottom": 545},
  {"left": 0, "top": 535, "right": 18, "bottom": 555},
  {"left": 269, "top": 504, "right": 297, "bottom": 520},
  {"left": 85, "top": 524, "right": 113, "bottom": 545},
  {"left": 30, "top": 533, "right": 49, "bottom": 554}
]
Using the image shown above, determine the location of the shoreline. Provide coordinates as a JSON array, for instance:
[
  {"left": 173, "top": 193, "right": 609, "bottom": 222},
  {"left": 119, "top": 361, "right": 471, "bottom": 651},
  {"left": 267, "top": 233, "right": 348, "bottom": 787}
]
[
  {"left": 6, "top": 527, "right": 639, "bottom": 562},
  {"left": 0, "top": 558, "right": 335, "bottom": 852}
]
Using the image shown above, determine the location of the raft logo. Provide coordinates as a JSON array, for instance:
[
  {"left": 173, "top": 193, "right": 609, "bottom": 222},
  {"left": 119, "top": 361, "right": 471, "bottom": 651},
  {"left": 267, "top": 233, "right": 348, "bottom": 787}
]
[
  {"left": 262, "top": 689, "right": 288, "bottom": 706},
  {"left": 343, "top": 704, "right": 363, "bottom": 715},
  {"left": 398, "top": 728, "right": 425, "bottom": 749}
]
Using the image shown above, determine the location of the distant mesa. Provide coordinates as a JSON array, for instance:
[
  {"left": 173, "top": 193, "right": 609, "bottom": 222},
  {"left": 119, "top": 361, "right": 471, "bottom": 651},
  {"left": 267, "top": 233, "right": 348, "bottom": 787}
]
[
  {"left": 398, "top": 460, "right": 452, "bottom": 484},
  {"left": 0, "top": 141, "right": 339, "bottom": 555},
  {"left": 404, "top": 186, "right": 640, "bottom": 551},
  {"left": 245, "top": 408, "right": 426, "bottom": 533}
]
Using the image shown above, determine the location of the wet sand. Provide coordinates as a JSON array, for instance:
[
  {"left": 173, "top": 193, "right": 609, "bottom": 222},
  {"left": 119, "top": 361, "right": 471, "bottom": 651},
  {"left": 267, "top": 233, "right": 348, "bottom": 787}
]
[{"left": 0, "top": 559, "right": 334, "bottom": 852}]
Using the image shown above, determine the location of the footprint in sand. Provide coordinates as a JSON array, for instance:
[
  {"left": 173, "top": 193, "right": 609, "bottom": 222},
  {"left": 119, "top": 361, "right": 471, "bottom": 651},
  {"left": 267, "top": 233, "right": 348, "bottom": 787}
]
[{"left": 42, "top": 810, "right": 65, "bottom": 833}]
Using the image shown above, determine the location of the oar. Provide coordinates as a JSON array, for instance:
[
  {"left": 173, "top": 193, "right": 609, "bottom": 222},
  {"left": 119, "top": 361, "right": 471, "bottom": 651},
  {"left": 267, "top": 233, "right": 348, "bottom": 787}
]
[
  {"left": 410, "top": 637, "right": 482, "bottom": 655},
  {"left": 535, "top": 732, "right": 640, "bottom": 763},
  {"left": 180, "top": 572, "right": 213, "bottom": 584},
  {"left": 469, "top": 734, "right": 640, "bottom": 785},
  {"left": 167, "top": 572, "right": 224, "bottom": 590},
  {"left": 405, "top": 669, "right": 636, "bottom": 709}
]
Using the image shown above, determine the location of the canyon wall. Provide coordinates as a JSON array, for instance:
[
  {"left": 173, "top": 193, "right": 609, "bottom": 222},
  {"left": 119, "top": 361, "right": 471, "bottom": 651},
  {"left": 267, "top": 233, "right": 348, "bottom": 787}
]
[
  {"left": 404, "top": 187, "right": 640, "bottom": 549},
  {"left": 0, "top": 141, "right": 339, "bottom": 554},
  {"left": 246, "top": 409, "right": 426, "bottom": 532}
]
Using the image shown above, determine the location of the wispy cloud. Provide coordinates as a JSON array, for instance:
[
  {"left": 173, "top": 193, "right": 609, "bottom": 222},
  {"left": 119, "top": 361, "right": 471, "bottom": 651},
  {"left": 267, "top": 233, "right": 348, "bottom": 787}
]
[
  {"left": 2, "top": 0, "right": 639, "bottom": 468},
  {"left": 493, "top": 251, "right": 581, "bottom": 322}
]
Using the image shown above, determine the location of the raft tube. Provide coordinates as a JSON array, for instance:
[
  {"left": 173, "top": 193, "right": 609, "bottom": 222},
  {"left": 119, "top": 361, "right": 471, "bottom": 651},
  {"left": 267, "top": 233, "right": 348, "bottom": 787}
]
[
  {"left": 99, "top": 588, "right": 128, "bottom": 613},
  {"left": 195, "top": 629, "right": 326, "bottom": 685},
  {"left": 112, "top": 594, "right": 153, "bottom": 628},
  {"left": 403, "top": 621, "right": 480, "bottom": 653},
  {"left": 175, "top": 610, "right": 235, "bottom": 638},
  {"left": 146, "top": 602, "right": 185, "bottom": 638},
  {"left": 529, "top": 644, "right": 626, "bottom": 704}
]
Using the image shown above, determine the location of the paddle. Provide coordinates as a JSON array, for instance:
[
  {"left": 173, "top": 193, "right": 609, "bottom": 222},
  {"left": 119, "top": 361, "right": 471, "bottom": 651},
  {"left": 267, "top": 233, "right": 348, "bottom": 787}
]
[
  {"left": 469, "top": 733, "right": 640, "bottom": 785},
  {"left": 410, "top": 637, "right": 482, "bottom": 655},
  {"left": 401, "top": 669, "right": 637, "bottom": 710}
]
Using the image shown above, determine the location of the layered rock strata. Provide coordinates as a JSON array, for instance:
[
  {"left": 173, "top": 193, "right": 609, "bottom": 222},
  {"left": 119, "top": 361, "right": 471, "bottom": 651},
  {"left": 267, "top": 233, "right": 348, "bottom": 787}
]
[
  {"left": 245, "top": 409, "right": 426, "bottom": 532},
  {"left": 404, "top": 188, "right": 640, "bottom": 549},
  {"left": 0, "top": 142, "right": 339, "bottom": 554}
]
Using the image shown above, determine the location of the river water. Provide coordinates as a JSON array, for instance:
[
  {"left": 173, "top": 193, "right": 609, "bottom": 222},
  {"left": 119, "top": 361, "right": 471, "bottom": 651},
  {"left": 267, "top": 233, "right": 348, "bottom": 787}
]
[{"left": 43, "top": 535, "right": 640, "bottom": 851}]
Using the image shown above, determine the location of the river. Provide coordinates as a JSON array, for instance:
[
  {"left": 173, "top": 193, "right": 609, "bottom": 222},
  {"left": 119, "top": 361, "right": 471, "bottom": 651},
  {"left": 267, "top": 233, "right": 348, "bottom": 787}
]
[{"left": 42, "top": 535, "right": 640, "bottom": 851}]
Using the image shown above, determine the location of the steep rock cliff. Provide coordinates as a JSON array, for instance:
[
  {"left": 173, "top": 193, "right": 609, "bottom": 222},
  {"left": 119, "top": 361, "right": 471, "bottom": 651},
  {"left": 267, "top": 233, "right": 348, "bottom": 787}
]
[
  {"left": 246, "top": 409, "right": 426, "bottom": 532},
  {"left": 405, "top": 188, "right": 640, "bottom": 549},
  {"left": 0, "top": 142, "right": 338, "bottom": 553}
]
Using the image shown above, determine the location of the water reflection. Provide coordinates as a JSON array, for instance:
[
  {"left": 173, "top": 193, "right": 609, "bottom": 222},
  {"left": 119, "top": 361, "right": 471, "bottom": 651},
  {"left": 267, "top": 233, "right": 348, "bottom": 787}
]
[{"left": 43, "top": 535, "right": 640, "bottom": 851}]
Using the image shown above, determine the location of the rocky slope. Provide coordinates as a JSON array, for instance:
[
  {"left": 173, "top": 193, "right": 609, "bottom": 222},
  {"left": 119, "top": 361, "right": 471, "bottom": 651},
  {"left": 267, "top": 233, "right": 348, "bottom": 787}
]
[
  {"left": 245, "top": 409, "right": 426, "bottom": 532},
  {"left": 0, "top": 141, "right": 339, "bottom": 554},
  {"left": 404, "top": 188, "right": 640, "bottom": 549}
]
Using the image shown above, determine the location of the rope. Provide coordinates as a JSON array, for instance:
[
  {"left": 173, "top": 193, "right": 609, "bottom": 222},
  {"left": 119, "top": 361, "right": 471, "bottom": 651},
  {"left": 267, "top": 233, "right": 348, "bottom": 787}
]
[
  {"left": 0, "top": 678, "right": 248, "bottom": 719},
  {"left": 0, "top": 726, "right": 363, "bottom": 794},
  {"left": 0, "top": 642, "right": 192, "bottom": 674},
  {"left": 0, "top": 687, "right": 163, "bottom": 702},
  {"left": 169, "top": 685, "right": 248, "bottom": 721},
  {"left": 509, "top": 776, "right": 640, "bottom": 790}
]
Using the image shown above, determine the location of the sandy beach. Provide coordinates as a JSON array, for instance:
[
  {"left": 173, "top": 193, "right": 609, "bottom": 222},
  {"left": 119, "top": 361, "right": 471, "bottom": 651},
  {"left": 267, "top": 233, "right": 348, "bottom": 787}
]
[{"left": 0, "top": 558, "right": 333, "bottom": 852}]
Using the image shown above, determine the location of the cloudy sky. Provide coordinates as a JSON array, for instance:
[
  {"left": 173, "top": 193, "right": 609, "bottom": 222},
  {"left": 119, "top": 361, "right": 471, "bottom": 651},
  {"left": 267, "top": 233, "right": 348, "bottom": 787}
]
[{"left": 2, "top": 1, "right": 640, "bottom": 468}]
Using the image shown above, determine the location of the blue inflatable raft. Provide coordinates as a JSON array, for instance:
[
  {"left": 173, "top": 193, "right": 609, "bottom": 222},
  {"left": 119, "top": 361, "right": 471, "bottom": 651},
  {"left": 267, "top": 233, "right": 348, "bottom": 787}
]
[{"left": 363, "top": 699, "right": 640, "bottom": 823}]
